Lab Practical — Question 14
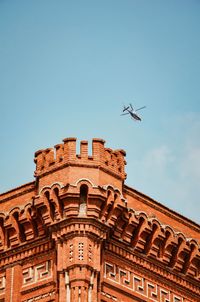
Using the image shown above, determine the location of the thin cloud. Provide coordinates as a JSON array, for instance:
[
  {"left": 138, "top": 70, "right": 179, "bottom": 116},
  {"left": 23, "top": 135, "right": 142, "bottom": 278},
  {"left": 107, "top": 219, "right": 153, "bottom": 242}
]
[{"left": 128, "top": 113, "right": 200, "bottom": 223}]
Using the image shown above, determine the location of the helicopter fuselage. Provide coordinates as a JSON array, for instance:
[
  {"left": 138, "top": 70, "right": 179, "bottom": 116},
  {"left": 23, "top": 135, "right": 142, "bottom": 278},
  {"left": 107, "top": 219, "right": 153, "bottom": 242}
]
[
  {"left": 121, "top": 104, "right": 145, "bottom": 121},
  {"left": 128, "top": 110, "right": 141, "bottom": 121}
]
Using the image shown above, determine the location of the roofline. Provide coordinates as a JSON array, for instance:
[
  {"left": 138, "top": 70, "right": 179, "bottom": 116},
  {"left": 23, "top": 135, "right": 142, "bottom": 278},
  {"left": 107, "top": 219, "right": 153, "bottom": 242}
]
[
  {"left": 0, "top": 181, "right": 35, "bottom": 201},
  {"left": 124, "top": 184, "right": 200, "bottom": 230}
]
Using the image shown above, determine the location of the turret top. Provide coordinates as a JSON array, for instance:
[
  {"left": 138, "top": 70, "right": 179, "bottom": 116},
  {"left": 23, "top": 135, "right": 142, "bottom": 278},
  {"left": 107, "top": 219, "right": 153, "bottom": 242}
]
[{"left": 34, "top": 138, "right": 126, "bottom": 180}]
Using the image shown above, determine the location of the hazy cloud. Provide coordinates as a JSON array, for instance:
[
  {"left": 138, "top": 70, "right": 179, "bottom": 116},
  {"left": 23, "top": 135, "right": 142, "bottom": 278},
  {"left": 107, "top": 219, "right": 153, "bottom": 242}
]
[{"left": 128, "top": 113, "right": 200, "bottom": 223}]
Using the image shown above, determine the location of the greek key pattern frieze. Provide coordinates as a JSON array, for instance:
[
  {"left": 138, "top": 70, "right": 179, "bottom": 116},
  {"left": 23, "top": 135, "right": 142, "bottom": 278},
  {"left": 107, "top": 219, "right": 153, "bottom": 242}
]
[
  {"left": 22, "top": 260, "right": 52, "bottom": 286},
  {"left": 104, "top": 262, "right": 192, "bottom": 302}
]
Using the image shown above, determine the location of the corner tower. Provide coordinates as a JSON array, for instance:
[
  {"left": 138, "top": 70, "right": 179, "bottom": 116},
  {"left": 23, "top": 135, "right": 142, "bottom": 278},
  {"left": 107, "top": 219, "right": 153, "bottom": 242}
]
[{"left": 33, "top": 138, "right": 127, "bottom": 302}]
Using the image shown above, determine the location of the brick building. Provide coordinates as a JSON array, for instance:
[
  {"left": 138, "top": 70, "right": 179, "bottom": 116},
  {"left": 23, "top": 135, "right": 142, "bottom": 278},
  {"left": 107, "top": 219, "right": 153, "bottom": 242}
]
[{"left": 0, "top": 137, "right": 199, "bottom": 302}]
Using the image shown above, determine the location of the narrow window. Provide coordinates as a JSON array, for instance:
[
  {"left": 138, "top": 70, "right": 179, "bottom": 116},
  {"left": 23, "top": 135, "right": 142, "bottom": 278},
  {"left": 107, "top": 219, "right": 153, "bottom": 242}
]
[{"left": 79, "top": 184, "right": 88, "bottom": 215}]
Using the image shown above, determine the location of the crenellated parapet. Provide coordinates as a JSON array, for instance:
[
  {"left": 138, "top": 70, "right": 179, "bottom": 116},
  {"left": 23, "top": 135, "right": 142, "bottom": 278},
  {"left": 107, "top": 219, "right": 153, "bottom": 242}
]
[{"left": 34, "top": 138, "right": 126, "bottom": 181}]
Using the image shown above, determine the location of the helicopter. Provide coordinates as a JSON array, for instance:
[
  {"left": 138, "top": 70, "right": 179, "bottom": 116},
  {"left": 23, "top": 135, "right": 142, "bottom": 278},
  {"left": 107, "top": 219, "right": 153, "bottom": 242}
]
[{"left": 121, "top": 103, "right": 146, "bottom": 121}]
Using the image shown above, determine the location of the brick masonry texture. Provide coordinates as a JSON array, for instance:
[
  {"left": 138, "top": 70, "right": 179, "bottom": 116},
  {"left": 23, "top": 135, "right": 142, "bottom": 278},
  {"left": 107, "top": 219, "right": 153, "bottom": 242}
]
[{"left": 0, "top": 138, "right": 199, "bottom": 302}]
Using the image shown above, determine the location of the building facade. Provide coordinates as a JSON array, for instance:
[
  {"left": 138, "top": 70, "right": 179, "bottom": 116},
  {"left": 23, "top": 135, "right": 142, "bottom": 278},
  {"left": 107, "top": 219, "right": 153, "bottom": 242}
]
[{"left": 0, "top": 137, "right": 199, "bottom": 302}]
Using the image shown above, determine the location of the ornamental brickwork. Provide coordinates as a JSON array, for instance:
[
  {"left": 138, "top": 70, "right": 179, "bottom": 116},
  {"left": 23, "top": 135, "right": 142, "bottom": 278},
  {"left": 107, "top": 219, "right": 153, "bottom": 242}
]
[{"left": 0, "top": 137, "right": 199, "bottom": 302}]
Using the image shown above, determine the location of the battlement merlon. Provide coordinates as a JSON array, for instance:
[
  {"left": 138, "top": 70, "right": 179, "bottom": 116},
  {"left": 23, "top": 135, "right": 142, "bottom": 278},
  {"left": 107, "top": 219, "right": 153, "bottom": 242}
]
[{"left": 34, "top": 137, "right": 127, "bottom": 180}]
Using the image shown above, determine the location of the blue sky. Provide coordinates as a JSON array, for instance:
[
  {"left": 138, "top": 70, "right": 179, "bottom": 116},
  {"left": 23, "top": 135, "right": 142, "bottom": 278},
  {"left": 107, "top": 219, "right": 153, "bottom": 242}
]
[{"left": 0, "top": 1, "right": 200, "bottom": 223}]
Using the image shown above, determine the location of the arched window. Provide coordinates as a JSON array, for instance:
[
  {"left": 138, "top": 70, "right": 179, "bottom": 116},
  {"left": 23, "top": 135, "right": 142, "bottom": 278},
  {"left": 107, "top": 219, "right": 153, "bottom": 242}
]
[{"left": 79, "top": 184, "right": 88, "bottom": 216}]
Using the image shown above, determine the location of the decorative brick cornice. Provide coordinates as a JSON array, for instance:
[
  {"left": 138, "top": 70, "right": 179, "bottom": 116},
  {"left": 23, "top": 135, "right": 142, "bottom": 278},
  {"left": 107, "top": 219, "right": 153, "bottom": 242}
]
[
  {"left": 0, "top": 182, "right": 35, "bottom": 203},
  {"left": 0, "top": 180, "right": 199, "bottom": 285},
  {"left": 0, "top": 239, "right": 54, "bottom": 268},
  {"left": 124, "top": 185, "right": 200, "bottom": 233},
  {"left": 50, "top": 217, "right": 110, "bottom": 241}
]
